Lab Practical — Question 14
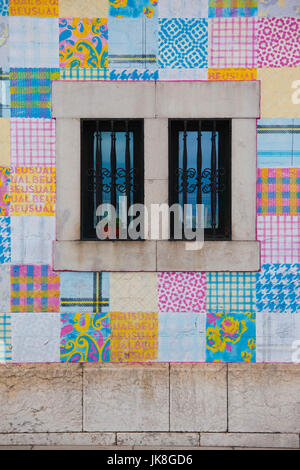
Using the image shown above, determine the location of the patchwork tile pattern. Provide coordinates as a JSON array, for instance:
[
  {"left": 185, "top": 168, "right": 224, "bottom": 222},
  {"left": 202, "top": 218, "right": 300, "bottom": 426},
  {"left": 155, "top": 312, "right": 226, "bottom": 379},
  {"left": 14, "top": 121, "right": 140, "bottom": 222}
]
[
  {"left": 258, "top": 0, "right": 300, "bottom": 17},
  {"left": 257, "top": 168, "right": 300, "bottom": 216},
  {"left": 0, "top": 68, "right": 10, "bottom": 117},
  {"left": 158, "top": 0, "right": 208, "bottom": 18},
  {"left": 108, "top": 17, "right": 158, "bottom": 68},
  {"left": 0, "top": 18, "right": 9, "bottom": 68},
  {"left": 110, "top": 68, "right": 159, "bottom": 80},
  {"left": 0, "top": 265, "right": 10, "bottom": 311},
  {"left": 0, "top": 314, "right": 12, "bottom": 362},
  {"left": 257, "top": 119, "right": 294, "bottom": 168},
  {"left": 257, "top": 216, "right": 300, "bottom": 264},
  {"left": 60, "top": 68, "right": 109, "bottom": 80},
  {"left": 209, "top": 17, "right": 257, "bottom": 68},
  {"left": 256, "top": 264, "right": 300, "bottom": 314},
  {"left": 10, "top": 167, "right": 55, "bottom": 216},
  {"left": 60, "top": 272, "right": 109, "bottom": 313},
  {"left": 209, "top": 0, "right": 258, "bottom": 17},
  {"left": 110, "top": 273, "right": 158, "bottom": 312},
  {"left": 206, "top": 311, "right": 256, "bottom": 362},
  {"left": 208, "top": 68, "right": 257, "bottom": 80},
  {"left": 257, "top": 17, "right": 300, "bottom": 68},
  {"left": 9, "top": 0, "right": 59, "bottom": 16},
  {"left": 158, "top": 272, "right": 206, "bottom": 313},
  {"left": 158, "top": 18, "right": 208, "bottom": 69},
  {"left": 11, "top": 312, "right": 60, "bottom": 362},
  {"left": 11, "top": 216, "right": 55, "bottom": 265},
  {"left": 0, "top": 118, "right": 10, "bottom": 166},
  {"left": 110, "top": 312, "right": 158, "bottom": 362},
  {"left": 9, "top": 17, "right": 59, "bottom": 68},
  {"left": 10, "top": 118, "right": 56, "bottom": 166},
  {"left": 58, "top": 0, "right": 108, "bottom": 17},
  {"left": 0, "top": 0, "right": 8, "bottom": 16},
  {"left": 206, "top": 272, "right": 256, "bottom": 313},
  {"left": 0, "top": 167, "right": 10, "bottom": 215},
  {"left": 0, "top": 216, "right": 10, "bottom": 263},
  {"left": 109, "top": 0, "right": 158, "bottom": 18},
  {"left": 11, "top": 264, "right": 60, "bottom": 313},
  {"left": 60, "top": 312, "right": 110, "bottom": 362},
  {"left": 59, "top": 18, "right": 108, "bottom": 68},
  {"left": 258, "top": 67, "right": 300, "bottom": 119},
  {"left": 256, "top": 312, "right": 300, "bottom": 363},
  {"left": 158, "top": 311, "right": 206, "bottom": 362},
  {"left": 10, "top": 68, "right": 60, "bottom": 118}
]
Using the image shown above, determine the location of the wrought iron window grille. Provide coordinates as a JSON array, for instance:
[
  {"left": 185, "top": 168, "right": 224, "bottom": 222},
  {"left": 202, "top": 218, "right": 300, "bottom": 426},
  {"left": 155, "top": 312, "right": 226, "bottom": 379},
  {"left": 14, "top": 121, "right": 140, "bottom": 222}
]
[{"left": 169, "top": 119, "right": 231, "bottom": 241}]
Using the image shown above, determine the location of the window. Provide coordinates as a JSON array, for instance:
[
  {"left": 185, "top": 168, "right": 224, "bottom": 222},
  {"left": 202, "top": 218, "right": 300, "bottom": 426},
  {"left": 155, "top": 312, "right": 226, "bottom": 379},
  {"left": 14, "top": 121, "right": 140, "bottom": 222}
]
[
  {"left": 169, "top": 119, "right": 231, "bottom": 240},
  {"left": 53, "top": 80, "right": 260, "bottom": 272},
  {"left": 81, "top": 119, "right": 144, "bottom": 240}
]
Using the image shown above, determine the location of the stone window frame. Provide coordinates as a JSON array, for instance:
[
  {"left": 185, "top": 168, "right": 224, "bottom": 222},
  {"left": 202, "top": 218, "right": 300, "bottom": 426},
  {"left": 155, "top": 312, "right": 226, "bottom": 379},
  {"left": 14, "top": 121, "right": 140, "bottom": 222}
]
[{"left": 52, "top": 80, "right": 260, "bottom": 272}]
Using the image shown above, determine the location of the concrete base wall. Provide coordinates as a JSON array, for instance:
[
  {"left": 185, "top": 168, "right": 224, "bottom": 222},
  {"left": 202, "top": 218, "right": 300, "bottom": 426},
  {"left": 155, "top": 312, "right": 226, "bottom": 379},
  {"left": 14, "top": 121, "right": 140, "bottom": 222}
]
[{"left": 0, "top": 363, "right": 299, "bottom": 449}]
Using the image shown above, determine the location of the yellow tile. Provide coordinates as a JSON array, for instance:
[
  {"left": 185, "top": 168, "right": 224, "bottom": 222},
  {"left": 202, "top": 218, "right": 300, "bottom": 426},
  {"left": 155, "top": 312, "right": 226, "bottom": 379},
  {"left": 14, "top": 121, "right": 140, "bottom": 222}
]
[
  {"left": 9, "top": 0, "right": 59, "bottom": 16},
  {"left": 59, "top": 0, "right": 108, "bottom": 17},
  {"left": 0, "top": 119, "right": 10, "bottom": 167},
  {"left": 258, "top": 67, "right": 300, "bottom": 118}
]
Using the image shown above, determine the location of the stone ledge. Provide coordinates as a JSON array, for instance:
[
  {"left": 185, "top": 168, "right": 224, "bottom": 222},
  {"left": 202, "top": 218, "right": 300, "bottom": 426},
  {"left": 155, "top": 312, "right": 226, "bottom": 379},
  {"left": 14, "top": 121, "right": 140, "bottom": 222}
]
[{"left": 200, "top": 433, "right": 299, "bottom": 449}]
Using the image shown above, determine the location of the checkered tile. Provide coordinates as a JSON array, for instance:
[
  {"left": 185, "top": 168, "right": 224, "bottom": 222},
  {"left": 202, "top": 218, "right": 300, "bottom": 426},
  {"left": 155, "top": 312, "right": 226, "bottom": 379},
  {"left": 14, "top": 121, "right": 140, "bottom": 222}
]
[
  {"left": 206, "top": 272, "right": 256, "bottom": 313},
  {"left": 209, "top": 17, "right": 257, "bottom": 68},
  {"left": 60, "top": 68, "right": 109, "bottom": 80},
  {"left": 0, "top": 314, "right": 12, "bottom": 362},
  {"left": 10, "top": 118, "right": 56, "bottom": 166},
  {"left": 11, "top": 265, "right": 60, "bottom": 313},
  {"left": 257, "top": 216, "right": 300, "bottom": 264}
]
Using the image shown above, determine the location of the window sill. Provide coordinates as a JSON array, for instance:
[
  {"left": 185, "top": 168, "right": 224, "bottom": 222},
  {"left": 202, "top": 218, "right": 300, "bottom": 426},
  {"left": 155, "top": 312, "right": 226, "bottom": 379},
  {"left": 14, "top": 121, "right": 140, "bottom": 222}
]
[{"left": 53, "top": 240, "right": 260, "bottom": 272}]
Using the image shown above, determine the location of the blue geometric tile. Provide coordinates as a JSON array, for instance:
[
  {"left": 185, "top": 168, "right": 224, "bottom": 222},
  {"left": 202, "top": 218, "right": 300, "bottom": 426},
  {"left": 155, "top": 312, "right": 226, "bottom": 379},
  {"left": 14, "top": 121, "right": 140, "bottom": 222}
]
[
  {"left": 0, "top": 216, "right": 10, "bottom": 263},
  {"left": 158, "top": 18, "right": 208, "bottom": 69}
]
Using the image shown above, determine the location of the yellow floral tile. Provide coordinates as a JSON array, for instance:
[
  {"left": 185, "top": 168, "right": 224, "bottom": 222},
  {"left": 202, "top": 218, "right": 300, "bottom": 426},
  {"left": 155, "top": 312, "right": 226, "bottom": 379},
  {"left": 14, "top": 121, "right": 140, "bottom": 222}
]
[
  {"left": 0, "top": 119, "right": 10, "bottom": 167},
  {"left": 110, "top": 312, "right": 158, "bottom": 362},
  {"left": 59, "top": 0, "right": 108, "bottom": 17},
  {"left": 258, "top": 67, "right": 300, "bottom": 118}
]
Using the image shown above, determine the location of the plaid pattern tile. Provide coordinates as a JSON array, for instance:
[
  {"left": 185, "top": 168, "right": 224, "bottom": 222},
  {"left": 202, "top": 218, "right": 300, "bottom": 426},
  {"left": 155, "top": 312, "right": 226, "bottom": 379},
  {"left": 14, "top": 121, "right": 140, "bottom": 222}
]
[
  {"left": 0, "top": 314, "right": 12, "bottom": 362},
  {"left": 209, "top": 0, "right": 258, "bottom": 17},
  {"left": 256, "top": 264, "right": 300, "bottom": 314},
  {"left": 11, "top": 265, "right": 60, "bottom": 313},
  {"left": 60, "top": 312, "right": 110, "bottom": 362},
  {"left": 110, "top": 312, "right": 158, "bottom": 362},
  {"left": 0, "top": 0, "right": 8, "bottom": 16},
  {"left": 257, "top": 119, "right": 294, "bottom": 168},
  {"left": 109, "top": 17, "right": 157, "bottom": 68},
  {"left": 257, "top": 216, "right": 300, "bottom": 264},
  {"left": 60, "top": 68, "right": 109, "bottom": 80},
  {"left": 206, "top": 311, "right": 256, "bottom": 362},
  {"left": 257, "top": 168, "right": 300, "bottom": 216},
  {"left": 9, "top": 0, "right": 59, "bottom": 16},
  {"left": 158, "top": 18, "right": 208, "bottom": 69},
  {"left": 10, "top": 119, "right": 56, "bottom": 166},
  {"left": 209, "top": 18, "right": 257, "bottom": 68},
  {"left": 206, "top": 272, "right": 256, "bottom": 313},
  {"left": 257, "top": 17, "right": 300, "bottom": 68},
  {"left": 0, "top": 216, "right": 10, "bottom": 263},
  {"left": 9, "top": 17, "right": 59, "bottom": 68},
  {"left": 0, "top": 68, "right": 10, "bottom": 117},
  {"left": 158, "top": 311, "right": 206, "bottom": 362},
  {"left": 10, "top": 68, "right": 60, "bottom": 118},
  {"left": 0, "top": 167, "right": 10, "bottom": 216},
  {"left": 60, "top": 271, "right": 109, "bottom": 313},
  {"left": 59, "top": 18, "right": 108, "bottom": 68}
]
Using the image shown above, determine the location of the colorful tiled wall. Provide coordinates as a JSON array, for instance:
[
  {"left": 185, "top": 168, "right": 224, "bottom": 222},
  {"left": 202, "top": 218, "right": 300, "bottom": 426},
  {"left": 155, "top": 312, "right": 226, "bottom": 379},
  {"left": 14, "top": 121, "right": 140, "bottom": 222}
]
[{"left": 0, "top": 0, "right": 299, "bottom": 364}]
